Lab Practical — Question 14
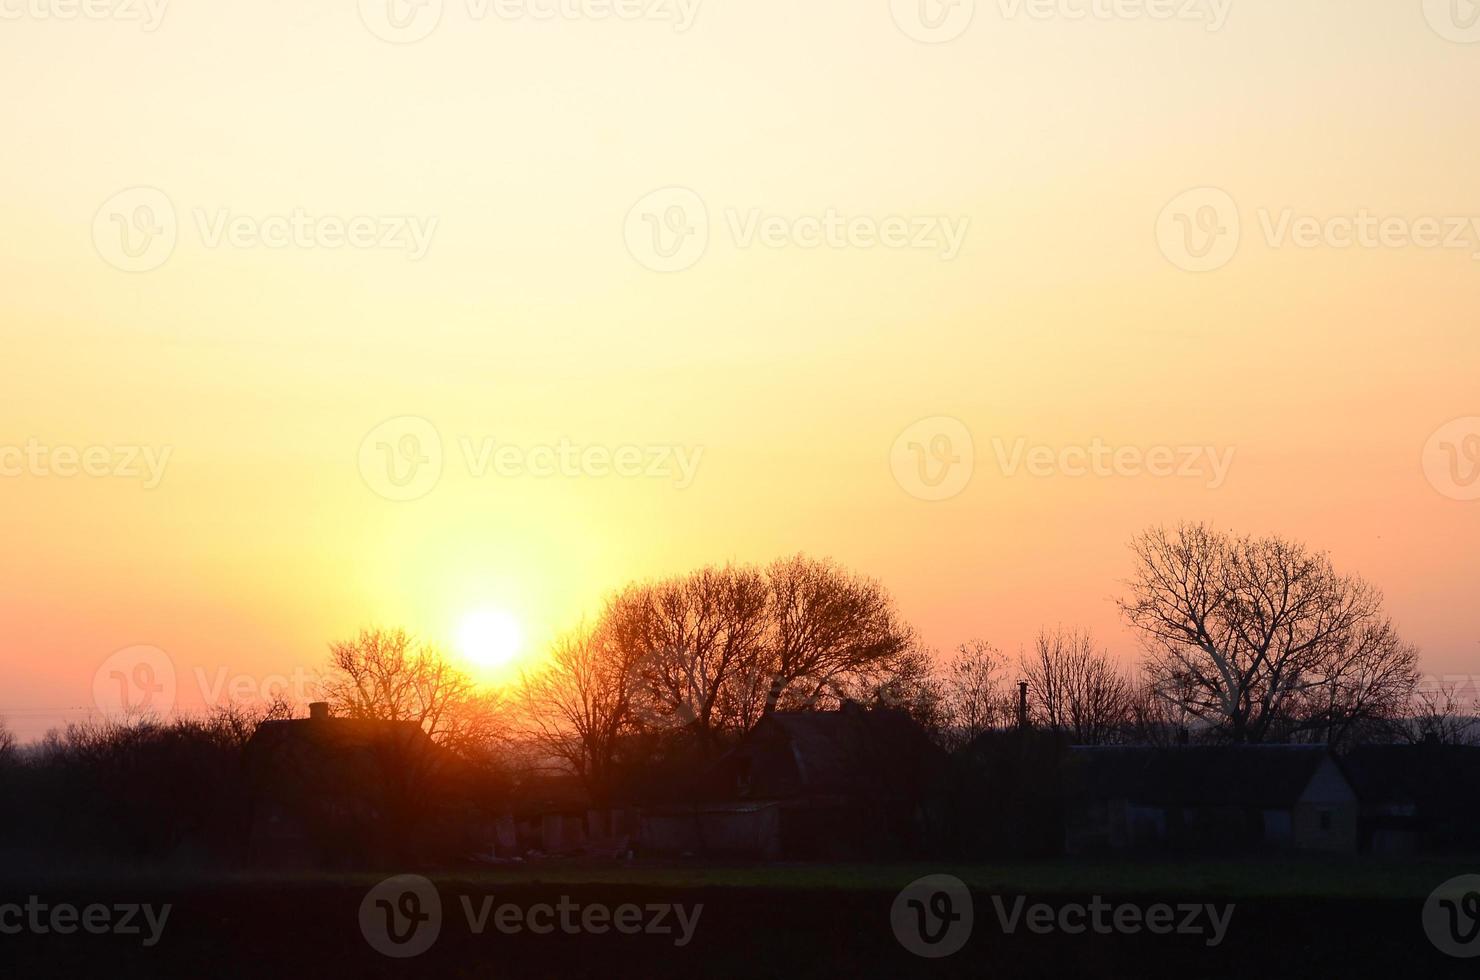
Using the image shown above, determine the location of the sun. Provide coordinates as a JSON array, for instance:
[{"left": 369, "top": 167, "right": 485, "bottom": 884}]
[{"left": 456, "top": 608, "right": 524, "bottom": 671}]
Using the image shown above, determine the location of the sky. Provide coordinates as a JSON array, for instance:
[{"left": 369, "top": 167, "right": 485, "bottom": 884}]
[{"left": 1, "top": 0, "right": 1478, "bottom": 739}]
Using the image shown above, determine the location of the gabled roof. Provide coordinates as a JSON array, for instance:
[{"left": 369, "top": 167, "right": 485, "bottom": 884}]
[
  {"left": 1066, "top": 745, "right": 1338, "bottom": 809},
  {"left": 709, "top": 705, "right": 945, "bottom": 801},
  {"left": 244, "top": 716, "right": 446, "bottom": 794}
]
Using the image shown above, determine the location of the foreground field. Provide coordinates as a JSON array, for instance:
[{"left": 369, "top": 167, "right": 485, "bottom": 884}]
[{"left": 3, "top": 857, "right": 1477, "bottom": 978}]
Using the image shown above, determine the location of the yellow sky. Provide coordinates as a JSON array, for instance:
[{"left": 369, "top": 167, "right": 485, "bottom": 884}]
[{"left": 2, "top": 1, "right": 1478, "bottom": 737}]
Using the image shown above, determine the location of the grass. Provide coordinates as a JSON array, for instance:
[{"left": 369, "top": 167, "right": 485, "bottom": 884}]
[{"left": 9, "top": 854, "right": 1469, "bottom": 900}]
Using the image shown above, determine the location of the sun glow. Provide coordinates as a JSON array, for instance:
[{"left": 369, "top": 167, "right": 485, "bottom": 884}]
[{"left": 456, "top": 609, "right": 525, "bottom": 671}]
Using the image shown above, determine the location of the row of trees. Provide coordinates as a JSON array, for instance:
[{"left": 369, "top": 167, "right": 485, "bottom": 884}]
[
  {"left": 297, "top": 528, "right": 1468, "bottom": 800},
  {"left": 4, "top": 525, "right": 1463, "bottom": 799}
]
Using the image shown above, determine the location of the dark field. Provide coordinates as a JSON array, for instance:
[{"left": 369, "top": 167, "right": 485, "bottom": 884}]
[{"left": 3, "top": 858, "right": 1476, "bottom": 979}]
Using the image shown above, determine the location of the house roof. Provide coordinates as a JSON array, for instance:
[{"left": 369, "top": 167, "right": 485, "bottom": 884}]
[
  {"left": 243, "top": 716, "right": 446, "bottom": 794},
  {"left": 1066, "top": 745, "right": 1337, "bottom": 809},
  {"left": 1342, "top": 743, "right": 1480, "bottom": 808},
  {"left": 709, "top": 705, "right": 945, "bottom": 802},
  {"left": 246, "top": 717, "right": 433, "bottom": 754}
]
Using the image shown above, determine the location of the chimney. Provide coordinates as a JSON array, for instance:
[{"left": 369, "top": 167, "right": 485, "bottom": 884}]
[
  {"left": 309, "top": 701, "right": 330, "bottom": 722},
  {"left": 1017, "top": 681, "right": 1029, "bottom": 731}
]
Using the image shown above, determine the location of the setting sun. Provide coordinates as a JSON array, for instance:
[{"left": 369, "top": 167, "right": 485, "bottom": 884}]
[{"left": 456, "top": 609, "right": 525, "bottom": 671}]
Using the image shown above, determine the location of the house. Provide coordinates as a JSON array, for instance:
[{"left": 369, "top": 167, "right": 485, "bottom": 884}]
[
  {"left": 243, "top": 701, "right": 462, "bottom": 867},
  {"left": 1342, "top": 742, "right": 1480, "bottom": 854},
  {"left": 1063, "top": 745, "right": 1358, "bottom": 854},
  {"left": 640, "top": 703, "right": 947, "bottom": 860},
  {"left": 948, "top": 729, "right": 1072, "bottom": 858},
  {"left": 494, "top": 772, "right": 641, "bottom": 857}
]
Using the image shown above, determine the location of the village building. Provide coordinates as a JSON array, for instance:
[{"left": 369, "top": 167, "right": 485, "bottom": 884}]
[
  {"left": 640, "top": 703, "right": 947, "bottom": 860},
  {"left": 1063, "top": 745, "right": 1359, "bottom": 854}
]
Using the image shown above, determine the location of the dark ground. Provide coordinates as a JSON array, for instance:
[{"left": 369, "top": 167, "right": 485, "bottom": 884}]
[{"left": 2, "top": 858, "right": 1476, "bottom": 979}]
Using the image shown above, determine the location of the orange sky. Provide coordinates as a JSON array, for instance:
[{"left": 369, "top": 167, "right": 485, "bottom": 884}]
[{"left": 1, "top": 2, "right": 1478, "bottom": 739}]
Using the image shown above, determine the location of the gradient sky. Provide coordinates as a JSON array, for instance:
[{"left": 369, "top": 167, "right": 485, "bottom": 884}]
[{"left": 2, "top": 1, "right": 1478, "bottom": 739}]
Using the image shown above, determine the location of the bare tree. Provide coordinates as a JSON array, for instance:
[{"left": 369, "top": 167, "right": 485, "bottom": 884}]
[
  {"left": 1022, "top": 628, "right": 1132, "bottom": 745},
  {"left": 1128, "top": 675, "right": 1200, "bottom": 746},
  {"left": 761, "top": 555, "right": 914, "bottom": 715},
  {"left": 605, "top": 565, "right": 769, "bottom": 746},
  {"left": 1120, "top": 524, "right": 1418, "bottom": 743},
  {"left": 1294, "top": 618, "right": 1421, "bottom": 747},
  {"left": 0, "top": 718, "right": 16, "bottom": 766},
  {"left": 847, "top": 644, "right": 945, "bottom": 729},
  {"left": 937, "top": 640, "right": 1010, "bottom": 750},
  {"left": 1400, "top": 677, "right": 1480, "bottom": 745},
  {"left": 319, "top": 628, "right": 509, "bottom": 756},
  {"left": 517, "top": 621, "right": 643, "bottom": 800}
]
